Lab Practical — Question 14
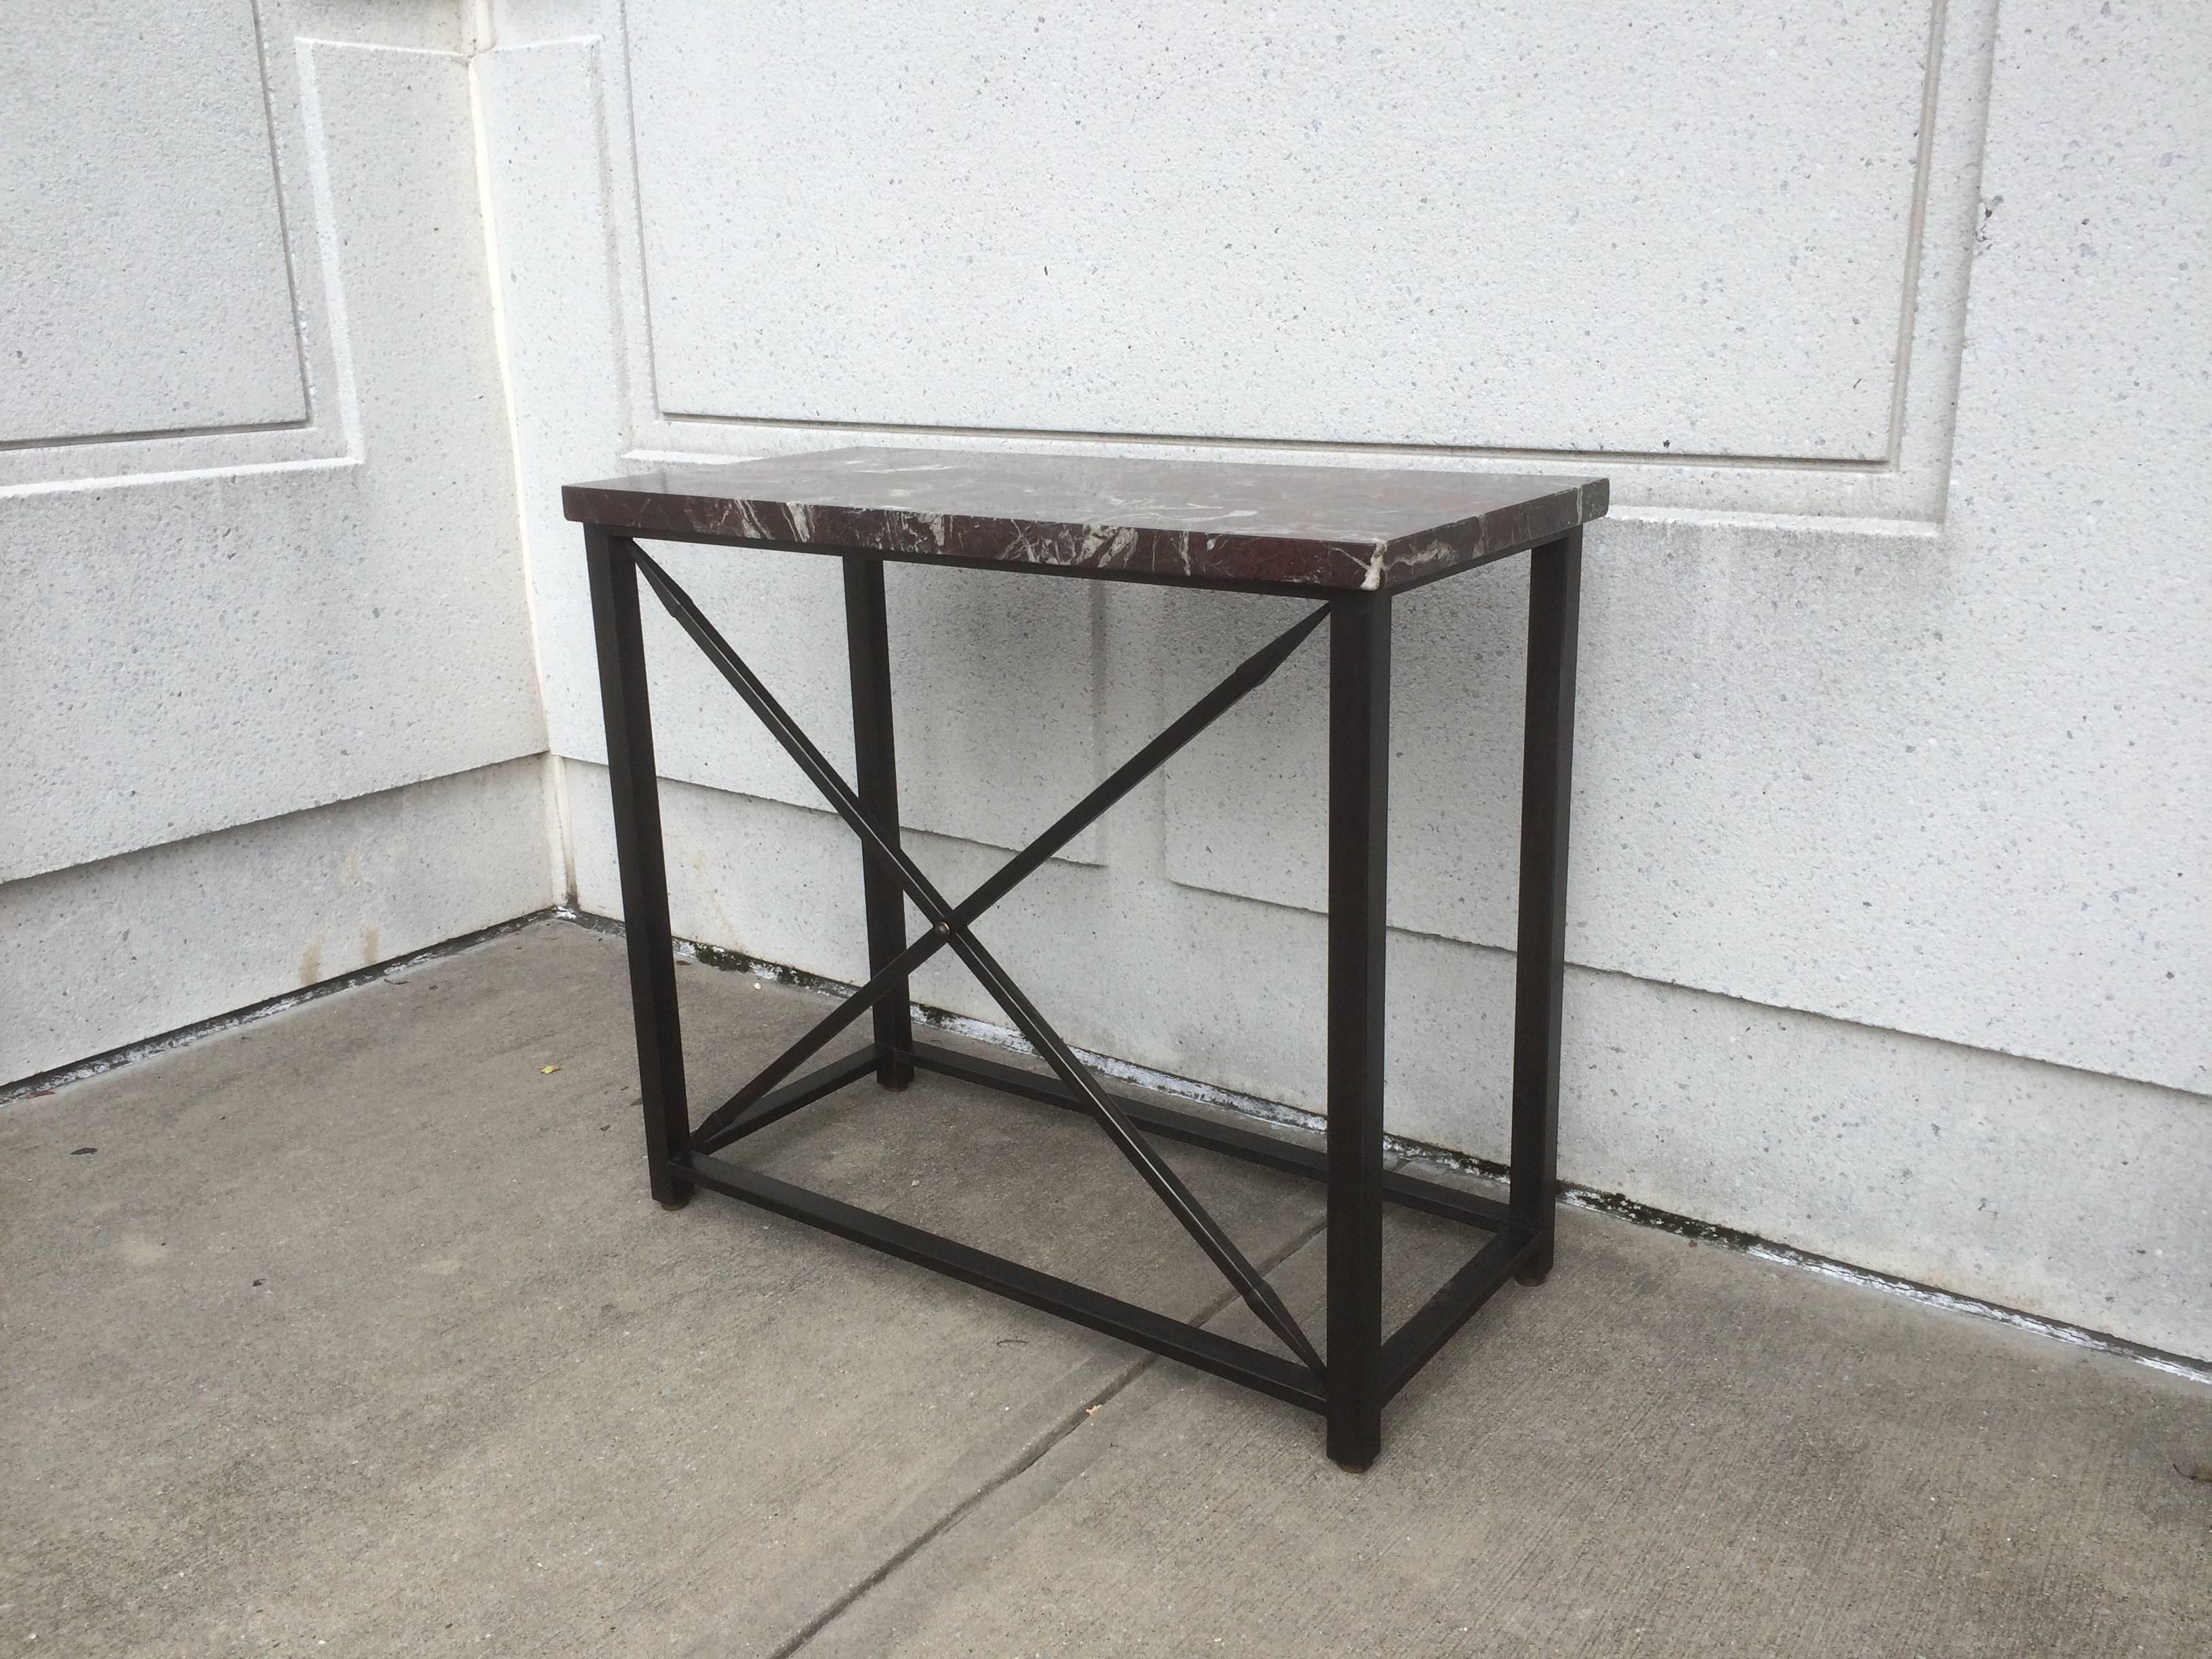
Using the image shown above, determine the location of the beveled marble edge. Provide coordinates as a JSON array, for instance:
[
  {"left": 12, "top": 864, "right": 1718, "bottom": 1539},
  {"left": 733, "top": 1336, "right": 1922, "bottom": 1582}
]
[
  {"left": 1370, "top": 477, "right": 1610, "bottom": 588},
  {"left": 562, "top": 468, "right": 1607, "bottom": 593}
]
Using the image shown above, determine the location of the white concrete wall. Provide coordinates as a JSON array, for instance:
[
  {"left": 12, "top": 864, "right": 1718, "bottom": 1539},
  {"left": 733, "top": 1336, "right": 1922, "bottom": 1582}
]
[
  {"left": 0, "top": 1, "right": 556, "bottom": 1080},
  {"left": 18, "top": 2, "right": 2200, "bottom": 1366},
  {"left": 478, "top": 0, "right": 2211, "bottom": 1360}
]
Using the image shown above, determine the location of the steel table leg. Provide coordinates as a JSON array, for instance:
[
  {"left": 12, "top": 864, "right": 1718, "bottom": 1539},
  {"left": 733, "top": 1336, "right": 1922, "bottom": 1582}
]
[
  {"left": 1326, "top": 590, "right": 1391, "bottom": 1469},
  {"left": 1510, "top": 530, "right": 1582, "bottom": 1282},
  {"left": 584, "top": 525, "right": 693, "bottom": 1208},
  {"left": 843, "top": 556, "right": 914, "bottom": 1088}
]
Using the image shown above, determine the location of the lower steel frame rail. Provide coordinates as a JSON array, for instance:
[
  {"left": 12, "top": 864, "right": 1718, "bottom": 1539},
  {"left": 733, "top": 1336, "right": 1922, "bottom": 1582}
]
[{"left": 582, "top": 523, "right": 1582, "bottom": 1469}]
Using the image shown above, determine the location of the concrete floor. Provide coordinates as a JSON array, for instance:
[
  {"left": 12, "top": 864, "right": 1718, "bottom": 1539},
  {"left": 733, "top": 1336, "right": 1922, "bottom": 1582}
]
[{"left": 3, "top": 920, "right": 2207, "bottom": 1656}]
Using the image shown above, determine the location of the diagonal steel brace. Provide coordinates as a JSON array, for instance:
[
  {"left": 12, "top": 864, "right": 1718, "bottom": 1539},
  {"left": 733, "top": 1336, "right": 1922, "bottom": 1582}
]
[
  {"left": 691, "top": 598, "right": 1331, "bottom": 1151},
  {"left": 626, "top": 538, "right": 1328, "bottom": 1374}
]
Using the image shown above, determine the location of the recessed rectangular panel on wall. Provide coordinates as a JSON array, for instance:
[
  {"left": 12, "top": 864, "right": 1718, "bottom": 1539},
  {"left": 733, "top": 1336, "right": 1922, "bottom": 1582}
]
[
  {"left": 0, "top": 1, "right": 306, "bottom": 445},
  {"left": 624, "top": 1, "right": 1931, "bottom": 461},
  {"left": 0, "top": 32, "right": 544, "bottom": 885}
]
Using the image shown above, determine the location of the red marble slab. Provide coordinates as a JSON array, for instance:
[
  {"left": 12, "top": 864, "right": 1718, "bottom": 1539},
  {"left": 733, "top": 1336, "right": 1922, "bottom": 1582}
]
[{"left": 565, "top": 447, "right": 1605, "bottom": 592}]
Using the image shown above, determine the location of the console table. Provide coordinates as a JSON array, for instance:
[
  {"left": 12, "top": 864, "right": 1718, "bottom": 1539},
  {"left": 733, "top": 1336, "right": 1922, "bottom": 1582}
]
[{"left": 565, "top": 447, "right": 1607, "bottom": 1467}]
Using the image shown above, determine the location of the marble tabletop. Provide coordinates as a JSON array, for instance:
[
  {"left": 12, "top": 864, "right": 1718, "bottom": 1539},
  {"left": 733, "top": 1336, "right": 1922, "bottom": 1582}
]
[{"left": 564, "top": 447, "right": 1605, "bottom": 592}]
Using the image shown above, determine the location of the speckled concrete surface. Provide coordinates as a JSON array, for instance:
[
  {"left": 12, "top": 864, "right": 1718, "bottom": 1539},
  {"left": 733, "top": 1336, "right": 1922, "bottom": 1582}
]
[{"left": 3, "top": 920, "right": 2207, "bottom": 1656}]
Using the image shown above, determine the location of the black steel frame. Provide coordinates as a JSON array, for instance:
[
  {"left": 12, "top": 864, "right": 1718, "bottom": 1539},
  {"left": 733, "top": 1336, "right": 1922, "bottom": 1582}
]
[{"left": 581, "top": 523, "right": 1582, "bottom": 1468}]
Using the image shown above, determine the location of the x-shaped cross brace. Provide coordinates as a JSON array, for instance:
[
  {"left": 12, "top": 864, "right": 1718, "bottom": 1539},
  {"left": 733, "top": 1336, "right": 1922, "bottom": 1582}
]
[{"left": 625, "top": 538, "right": 1331, "bottom": 1374}]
